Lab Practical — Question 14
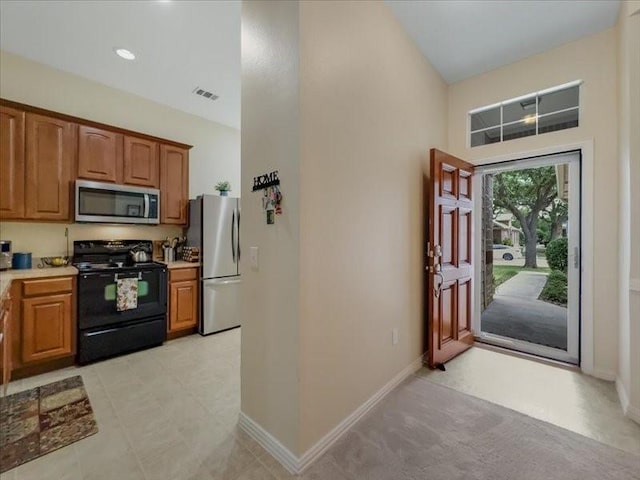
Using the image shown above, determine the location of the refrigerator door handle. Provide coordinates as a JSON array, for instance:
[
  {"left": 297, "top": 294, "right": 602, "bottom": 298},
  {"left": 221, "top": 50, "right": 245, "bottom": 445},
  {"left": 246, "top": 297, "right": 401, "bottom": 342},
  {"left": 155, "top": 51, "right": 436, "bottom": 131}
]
[
  {"left": 236, "top": 208, "right": 241, "bottom": 261},
  {"left": 231, "top": 209, "right": 236, "bottom": 264},
  {"left": 205, "top": 278, "right": 242, "bottom": 286}
]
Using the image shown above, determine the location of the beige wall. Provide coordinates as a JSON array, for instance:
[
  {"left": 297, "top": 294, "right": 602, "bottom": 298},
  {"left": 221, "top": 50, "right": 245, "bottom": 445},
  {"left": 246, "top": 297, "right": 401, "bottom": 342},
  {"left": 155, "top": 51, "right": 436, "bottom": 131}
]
[
  {"left": 448, "top": 28, "right": 619, "bottom": 377},
  {"left": 298, "top": 0, "right": 447, "bottom": 451},
  {"left": 0, "top": 222, "right": 181, "bottom": 258},
  {"left": 0, "top": 50, "right": 241, "bottom": 199},
  {"left": 617, "top": 0, "right": 640, "bottom": 419},
  {"left": 240, "top": 0, "right": 301, "bottom": 452},
  {"left": 241, "top": 0, "right": 447, "bottom": 456}
]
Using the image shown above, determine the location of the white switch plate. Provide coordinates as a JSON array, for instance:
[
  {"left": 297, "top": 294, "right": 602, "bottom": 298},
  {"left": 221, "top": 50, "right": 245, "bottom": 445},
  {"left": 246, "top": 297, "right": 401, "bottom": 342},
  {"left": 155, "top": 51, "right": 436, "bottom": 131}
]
[
  {"left": 249, "top": 247, "right": 259, "bottom": 269},
  {"left": 392, "top": 328, "right": 399, "bottom": 345}
]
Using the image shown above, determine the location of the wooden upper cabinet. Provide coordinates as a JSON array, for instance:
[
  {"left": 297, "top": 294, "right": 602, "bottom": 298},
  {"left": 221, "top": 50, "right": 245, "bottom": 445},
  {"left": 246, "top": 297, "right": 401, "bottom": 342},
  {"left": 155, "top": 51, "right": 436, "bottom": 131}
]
[
  {"left": 25, "top": 113, "right": 75, "bottom": 221},
  {"left": 123, "top": 136, "right": 159, "bottom": 188},
  {"left": 0, "top": 106, "right": 25, "bottom": 220},
  {"left": 78, "top": 125, "right": 122, "bottom": 183},
  {"left": 160, "top": 145, "right": 189, "bottom": 225}
]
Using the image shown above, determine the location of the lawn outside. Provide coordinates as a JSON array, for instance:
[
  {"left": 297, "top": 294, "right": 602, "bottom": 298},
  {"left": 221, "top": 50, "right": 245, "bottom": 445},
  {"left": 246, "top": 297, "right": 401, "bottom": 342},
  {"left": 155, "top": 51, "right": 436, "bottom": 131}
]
[{"left": 493, "top": 265, "right": 551, "bottom": 289}]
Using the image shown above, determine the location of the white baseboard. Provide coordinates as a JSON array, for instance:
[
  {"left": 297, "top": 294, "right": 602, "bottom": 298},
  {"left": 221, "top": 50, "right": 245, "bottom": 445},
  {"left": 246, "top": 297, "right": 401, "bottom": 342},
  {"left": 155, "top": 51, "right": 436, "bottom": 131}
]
[
  {"left": 616, "top": 377, "right": 630, "bottom": 412},
  {"left": 591, "top": 368, "right": 617, "bottom": 381},
  {"left": 238, "top": 355, "right": 425, "bottom": 474},
  {"left": 627, "top": 405, "right": 640, "bottom": 424},
  {"left": 296, "top": 355, "right": 424, "bottom": 473},
  {"left": 615, "top": 377, "right": 640, "bottom": 424},
  {"left": 238, "top": 413, "right": 299, "bottom": 474}
]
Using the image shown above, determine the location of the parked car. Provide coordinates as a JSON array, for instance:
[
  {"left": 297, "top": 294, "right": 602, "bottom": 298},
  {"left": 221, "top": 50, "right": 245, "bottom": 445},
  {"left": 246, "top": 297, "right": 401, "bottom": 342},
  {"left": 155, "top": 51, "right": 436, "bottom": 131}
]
[{"left": 492, "top": 244, "right": 523, "bottom": 261}]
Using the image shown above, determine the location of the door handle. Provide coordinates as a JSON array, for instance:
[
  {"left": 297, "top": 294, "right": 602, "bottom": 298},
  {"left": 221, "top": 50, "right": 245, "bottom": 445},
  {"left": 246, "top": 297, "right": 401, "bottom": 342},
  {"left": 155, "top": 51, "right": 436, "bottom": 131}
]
[
  {"left": 206, "top": 279, "right": 242, "bottom": 287},
  {"left": 434, "top": 270, "right": 444, "bottom": 299},
  {"left": 231, "top": 209, "right": 236, "bottom": 264},
  {"left": 143, "top": 194, "right": 150, "bottom": 218},
  {"left": 236, "top": 208, "right": 241, "bottom": 261}
]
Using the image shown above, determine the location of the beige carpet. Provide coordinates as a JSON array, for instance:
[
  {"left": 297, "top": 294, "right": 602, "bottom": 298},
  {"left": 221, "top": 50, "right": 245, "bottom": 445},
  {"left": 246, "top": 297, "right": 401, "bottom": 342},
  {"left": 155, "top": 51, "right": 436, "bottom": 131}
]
[{"left": 302, "top": 375, "right": 640, "bottom": 479}]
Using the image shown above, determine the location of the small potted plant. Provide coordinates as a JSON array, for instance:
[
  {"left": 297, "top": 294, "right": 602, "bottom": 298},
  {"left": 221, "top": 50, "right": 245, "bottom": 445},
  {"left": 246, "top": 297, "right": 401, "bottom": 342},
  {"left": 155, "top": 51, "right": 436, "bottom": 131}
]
[{"left": 215, "top": 181, "right": 231, "bottom": 196}]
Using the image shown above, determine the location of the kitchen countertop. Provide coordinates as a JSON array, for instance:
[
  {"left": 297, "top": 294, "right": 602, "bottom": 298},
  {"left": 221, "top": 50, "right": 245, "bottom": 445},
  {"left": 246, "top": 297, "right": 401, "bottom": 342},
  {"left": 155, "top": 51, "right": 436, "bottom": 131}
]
[
  {"left": 0, "top": 266, "right": 79, "bottom": 300},
  {"left": 158, "top": 260, "right": 201, "bottom": 269}
]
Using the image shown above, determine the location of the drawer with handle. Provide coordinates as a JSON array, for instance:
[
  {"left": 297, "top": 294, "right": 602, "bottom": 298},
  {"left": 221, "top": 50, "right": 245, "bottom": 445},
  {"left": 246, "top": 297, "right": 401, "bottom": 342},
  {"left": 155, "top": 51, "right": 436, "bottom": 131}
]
[{"left": 22, "top": 277, "right": 73, "bottom": 297}]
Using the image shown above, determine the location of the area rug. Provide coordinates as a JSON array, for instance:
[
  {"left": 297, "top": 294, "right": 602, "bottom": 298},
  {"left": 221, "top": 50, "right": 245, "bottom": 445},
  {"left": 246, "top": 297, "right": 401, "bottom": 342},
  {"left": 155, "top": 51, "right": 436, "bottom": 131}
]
[
  {"left": 0, "top": 376, "right": 98, "bottom": 473},
  {"left": 301, "top": 375, "right": 640, "bottom": 479}
]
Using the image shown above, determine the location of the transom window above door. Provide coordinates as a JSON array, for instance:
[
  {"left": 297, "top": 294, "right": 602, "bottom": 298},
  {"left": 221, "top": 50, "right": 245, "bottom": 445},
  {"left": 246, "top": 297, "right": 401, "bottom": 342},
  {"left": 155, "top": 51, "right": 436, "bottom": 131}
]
[{"left": 469, "top": 81, "right": 581, "bottom": 148}]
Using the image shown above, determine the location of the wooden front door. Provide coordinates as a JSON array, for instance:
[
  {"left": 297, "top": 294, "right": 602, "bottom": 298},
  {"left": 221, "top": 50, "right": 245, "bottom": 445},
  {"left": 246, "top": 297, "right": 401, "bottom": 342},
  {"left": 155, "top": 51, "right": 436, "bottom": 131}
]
[{"left": 427, "top": 149, "right": 475, "bottom": 368}]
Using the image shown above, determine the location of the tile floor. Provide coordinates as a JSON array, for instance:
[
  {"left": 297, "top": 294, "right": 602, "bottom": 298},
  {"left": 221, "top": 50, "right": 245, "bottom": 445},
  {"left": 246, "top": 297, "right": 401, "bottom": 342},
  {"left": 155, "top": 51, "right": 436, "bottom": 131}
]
[
  {"left": 0, "top": 328, "right": 285, "bottom": 480},
  {"left": 1, "top": 330, "right": 639, "bottom": 479}
]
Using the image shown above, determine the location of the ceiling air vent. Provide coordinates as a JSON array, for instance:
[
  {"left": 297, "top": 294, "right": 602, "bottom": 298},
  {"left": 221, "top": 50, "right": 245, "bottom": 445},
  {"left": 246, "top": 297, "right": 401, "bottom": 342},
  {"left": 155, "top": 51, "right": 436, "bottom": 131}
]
[{"left": 193, "top": 87, "right": 219, "bottom": 101}]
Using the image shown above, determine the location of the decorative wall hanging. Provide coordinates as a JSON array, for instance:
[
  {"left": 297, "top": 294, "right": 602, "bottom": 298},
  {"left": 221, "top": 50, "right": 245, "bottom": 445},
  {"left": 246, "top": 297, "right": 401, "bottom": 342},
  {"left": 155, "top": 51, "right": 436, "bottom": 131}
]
[
  {"left": 253, "top": 170, "right": 283, "bottom": 224},
  {"left": 253, "top": 170, "right": 280, "bottom": 191}
]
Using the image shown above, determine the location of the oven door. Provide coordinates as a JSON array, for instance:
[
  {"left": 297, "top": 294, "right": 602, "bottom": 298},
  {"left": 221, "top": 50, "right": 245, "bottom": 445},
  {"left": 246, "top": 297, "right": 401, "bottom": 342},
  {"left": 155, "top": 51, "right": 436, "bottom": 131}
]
[
  {"left": 75, "top": 180, "right": 160, "bottom": 224},
  {"left": 77, "top": 268, "right": 167, "bottom": 330}
]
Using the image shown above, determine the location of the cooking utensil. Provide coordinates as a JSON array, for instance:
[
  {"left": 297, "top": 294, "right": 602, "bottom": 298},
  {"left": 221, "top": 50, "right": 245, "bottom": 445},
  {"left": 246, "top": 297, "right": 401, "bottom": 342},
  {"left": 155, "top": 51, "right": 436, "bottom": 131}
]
[
  {"left": 163, "top": 246, "right": 174, "bottom": 263},
  {"left": 12, "top": 252, "right": 32, "bottom": 269},
  {"left": 129, "top": 249, "right": 150, "bottom": 263}
]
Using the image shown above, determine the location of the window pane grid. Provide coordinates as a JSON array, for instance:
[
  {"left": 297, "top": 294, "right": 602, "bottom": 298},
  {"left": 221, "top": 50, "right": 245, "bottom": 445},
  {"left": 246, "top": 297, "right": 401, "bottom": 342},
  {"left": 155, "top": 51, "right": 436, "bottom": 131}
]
[{"left": 469, "top": 84, "right": 580, "bottom": 147}]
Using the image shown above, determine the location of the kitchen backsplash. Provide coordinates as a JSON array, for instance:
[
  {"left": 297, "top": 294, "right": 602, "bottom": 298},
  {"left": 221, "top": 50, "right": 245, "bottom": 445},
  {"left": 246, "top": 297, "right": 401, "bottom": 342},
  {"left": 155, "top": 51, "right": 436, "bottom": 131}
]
[{"left": 0, "top": 222, "right": 183, "bottom": 258}]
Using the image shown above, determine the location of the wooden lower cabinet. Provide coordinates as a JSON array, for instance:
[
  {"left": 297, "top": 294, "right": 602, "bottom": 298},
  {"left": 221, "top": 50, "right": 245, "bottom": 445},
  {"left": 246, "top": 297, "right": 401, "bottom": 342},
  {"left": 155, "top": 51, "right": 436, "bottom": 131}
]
[
  {"left": 11, "top": 276, "right": 76, "bottom": 371},
  {"left": 1, "top": 293, "right": 13, "bottom": 394},
  {"left": 22, "top": 293, "right": 73, "bottom": 363},
  {"left": 168, "top": 268, "right": 199, "bottom": 334}
]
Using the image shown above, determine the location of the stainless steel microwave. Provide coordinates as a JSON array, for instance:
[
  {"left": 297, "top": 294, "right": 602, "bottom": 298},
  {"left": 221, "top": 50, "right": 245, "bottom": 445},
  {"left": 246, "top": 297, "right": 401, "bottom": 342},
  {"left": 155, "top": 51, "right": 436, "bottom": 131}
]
[{"left": 75, "top": 180, "right": 160, "bottom": 224}]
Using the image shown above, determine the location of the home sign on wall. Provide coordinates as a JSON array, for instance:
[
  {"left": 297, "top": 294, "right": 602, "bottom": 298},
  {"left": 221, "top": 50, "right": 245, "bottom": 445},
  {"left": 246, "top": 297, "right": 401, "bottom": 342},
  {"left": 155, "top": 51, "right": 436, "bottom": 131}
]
[{"left": 253, "top": 170, "right": 282, "bottom": 225}]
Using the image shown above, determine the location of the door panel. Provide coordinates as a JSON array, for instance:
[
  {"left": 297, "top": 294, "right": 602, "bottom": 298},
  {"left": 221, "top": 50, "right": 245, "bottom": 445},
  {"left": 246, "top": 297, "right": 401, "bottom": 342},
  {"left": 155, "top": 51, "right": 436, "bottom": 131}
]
[
  {"left": 124, "top": 136, "right": 159, "bottom": 188},
  {"left": 458, "top": 278, "right": 471, "bottom": 333},
  {"left": 202, "top": 196, "right": 238, "bottom": 278},
  {"left": 0, "top": 106, "right": 25, "bottom": 219},
  {"left": 78, "top": 126, "right": 121, "bottom": 183},
  {"left": 440, "top": 206, "right": 455, "bottom": 268},
  {"left": 428, "top": 149, "right": 475, "bottom": 368},
  {"left": 25, "top": 113, "right": 74, "bottom": 221},
  {"left": 439, "top": 282, "right": 456, "bottom": 347},
  {"left": 169, "top": 279, "right": 198, "bottom": 332},
  {"left": 459, "top": 209, "right": 472, "bottom": 265},
  {"left": 160, "top": 144, "right": 188, "bottom": 225},
  {"left": 201, "top": 277, "right": 241, "bottom": 334},
  {"left": 22, "top": 293, "right": 73, "bottom": 363}
]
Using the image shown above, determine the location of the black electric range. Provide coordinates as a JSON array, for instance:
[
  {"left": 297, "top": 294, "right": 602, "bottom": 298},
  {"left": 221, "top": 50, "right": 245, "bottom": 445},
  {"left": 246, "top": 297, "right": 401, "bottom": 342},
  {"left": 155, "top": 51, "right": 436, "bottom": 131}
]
[{"left": 73, "top": 240, "right": 167, "bottom": 364}]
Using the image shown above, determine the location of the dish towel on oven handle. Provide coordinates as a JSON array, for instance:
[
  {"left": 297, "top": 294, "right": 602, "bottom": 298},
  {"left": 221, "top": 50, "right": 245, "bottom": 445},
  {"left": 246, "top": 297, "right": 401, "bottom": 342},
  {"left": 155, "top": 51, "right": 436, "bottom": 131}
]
[{"left": 116, "top": 277, "right": 139, "bottom": 311}]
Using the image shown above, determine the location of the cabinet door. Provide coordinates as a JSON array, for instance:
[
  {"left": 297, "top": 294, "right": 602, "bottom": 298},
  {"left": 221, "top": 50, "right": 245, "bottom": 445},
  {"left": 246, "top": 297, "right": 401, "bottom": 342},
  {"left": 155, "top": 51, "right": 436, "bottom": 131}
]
[
  {"left": 0, "top": 106, "right": 25, "bottom": 219},
  {"left": 1, "top": 296, "right": 12, "bottom": 392},
  {"left": 21, "top": 293, "right": 73, "bottom": 363},
  {"left": 78, "top": 125, "right": 121, "bottom": 183},
  {"left": 169, "top": 280, "right": 198, "bottom": 332},
  {"left": 25, "top": 113, "right": 74, "bottom": 221},
  {"left": 160, "top": 145, "right": 189, "bottom": 225},
  {"left": 124, "top": 136, "right": 159, "bottom": 187}
]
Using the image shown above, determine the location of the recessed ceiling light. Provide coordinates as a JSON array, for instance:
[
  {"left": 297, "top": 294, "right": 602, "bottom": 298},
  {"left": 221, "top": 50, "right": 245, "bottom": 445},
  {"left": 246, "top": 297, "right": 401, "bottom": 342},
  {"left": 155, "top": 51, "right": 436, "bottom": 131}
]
[{"left": 114, "top": 48, "right": 136, "bottom": 61}]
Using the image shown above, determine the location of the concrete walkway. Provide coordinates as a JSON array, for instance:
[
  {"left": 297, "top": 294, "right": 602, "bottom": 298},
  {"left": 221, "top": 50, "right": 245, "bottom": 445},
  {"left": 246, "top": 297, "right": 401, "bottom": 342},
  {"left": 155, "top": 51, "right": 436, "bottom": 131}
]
[{"left": 481, "top": 271, "right": 568, "bottom": 350}]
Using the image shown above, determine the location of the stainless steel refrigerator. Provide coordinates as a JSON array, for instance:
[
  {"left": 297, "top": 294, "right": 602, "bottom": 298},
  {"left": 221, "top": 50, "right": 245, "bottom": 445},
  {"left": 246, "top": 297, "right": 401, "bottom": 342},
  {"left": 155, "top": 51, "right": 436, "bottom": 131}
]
[{"left": 187, "top": 195, "right": 241, "bottom": 335}]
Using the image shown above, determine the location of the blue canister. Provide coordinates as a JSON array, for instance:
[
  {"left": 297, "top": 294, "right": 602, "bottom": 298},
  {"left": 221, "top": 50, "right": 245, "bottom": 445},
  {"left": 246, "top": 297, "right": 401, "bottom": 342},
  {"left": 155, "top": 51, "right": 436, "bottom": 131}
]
[{"left": 12, "top": 252, "right": 32, "bottom": 270}]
